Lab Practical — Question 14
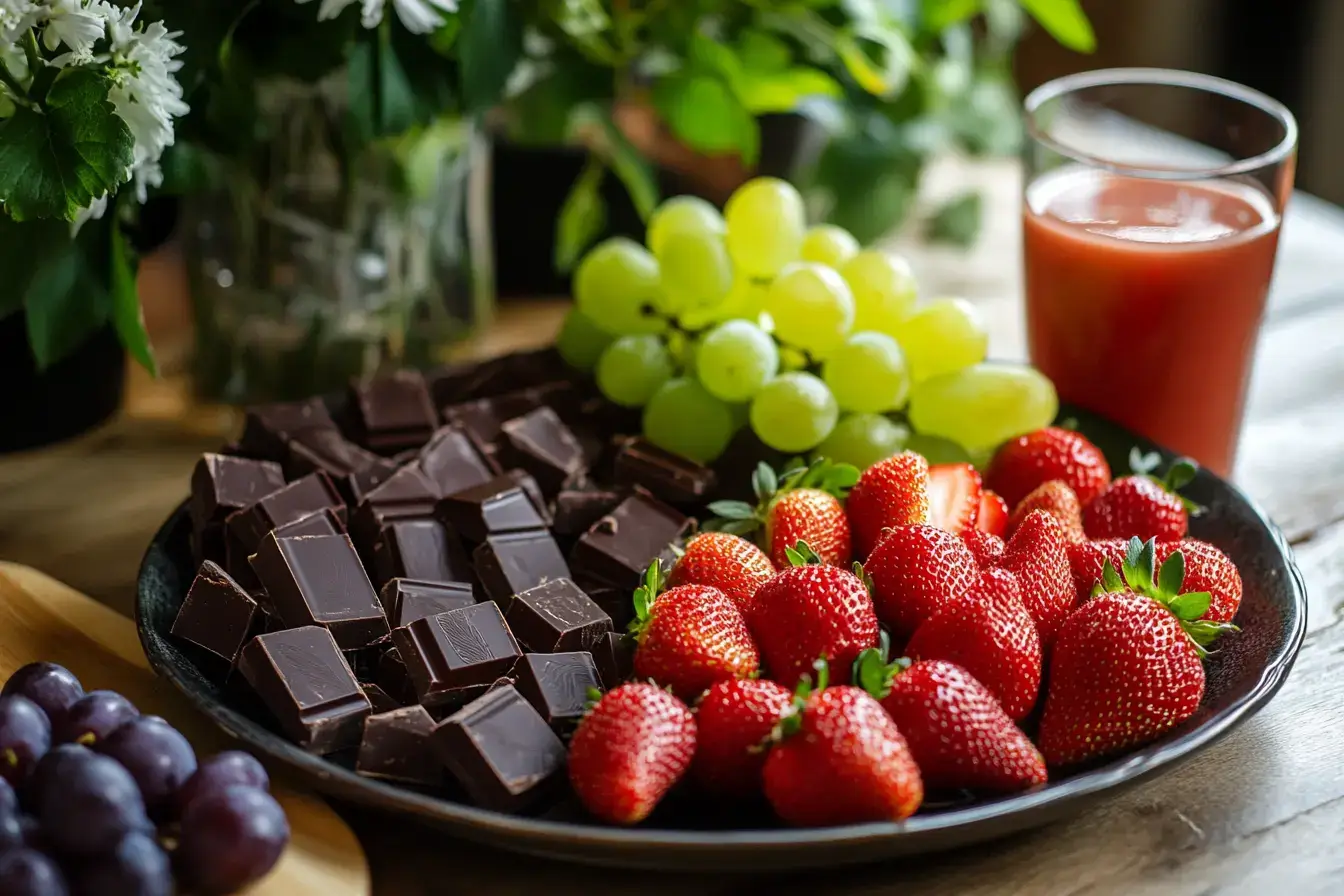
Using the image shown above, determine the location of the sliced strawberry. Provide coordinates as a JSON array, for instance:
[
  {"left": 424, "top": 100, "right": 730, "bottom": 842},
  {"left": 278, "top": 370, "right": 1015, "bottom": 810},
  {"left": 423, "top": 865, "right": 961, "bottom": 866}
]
[
  {"left": 927, "top": 463, "right": 982, "bottom": 534},
  {"left": 976, "top": 490, "right": 1009, "bottom": 536}
]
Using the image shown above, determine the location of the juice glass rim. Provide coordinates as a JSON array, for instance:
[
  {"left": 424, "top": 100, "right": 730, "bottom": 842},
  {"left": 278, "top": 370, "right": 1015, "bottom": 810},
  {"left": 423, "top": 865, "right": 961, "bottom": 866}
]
[{"left": 1023, "top": 67, "right": 1299, "bottom": 181}]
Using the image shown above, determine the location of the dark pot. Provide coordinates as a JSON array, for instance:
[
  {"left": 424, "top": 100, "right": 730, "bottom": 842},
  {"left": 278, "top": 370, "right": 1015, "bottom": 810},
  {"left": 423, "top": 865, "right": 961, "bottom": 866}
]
[{"left": 0, "top": 316, "right": 126, "bottom": 454}]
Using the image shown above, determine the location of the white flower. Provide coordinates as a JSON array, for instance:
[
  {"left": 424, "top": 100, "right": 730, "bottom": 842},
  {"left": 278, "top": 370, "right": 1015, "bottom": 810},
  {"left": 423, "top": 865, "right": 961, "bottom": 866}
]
[
  {"left": 72, "top": 192, "right": 108, "bottom": 234},
  {"left": 41, "top": 0, "right": 105, "bottom": 61},
  {"left": 294, "top": 0, "right": 359, "bottom": 22},
  {"left": 0, "top": 0, "right": 43, "bottom": 46},
  {"left": 295, "top": 0, "right": 457, "bottom": 34}
]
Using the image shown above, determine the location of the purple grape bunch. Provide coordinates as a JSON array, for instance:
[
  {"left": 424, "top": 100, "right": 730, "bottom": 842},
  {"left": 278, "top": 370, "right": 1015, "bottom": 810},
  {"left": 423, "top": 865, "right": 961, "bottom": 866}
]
[{"left": 0, "top": 662, "right": 289, "bottom": 896}]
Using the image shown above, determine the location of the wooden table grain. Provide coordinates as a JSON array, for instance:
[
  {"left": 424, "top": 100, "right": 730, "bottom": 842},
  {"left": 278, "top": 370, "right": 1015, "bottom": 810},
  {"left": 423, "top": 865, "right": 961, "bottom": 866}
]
[{"left": 3, "top": 157, "right": 1344, "bottom": 895}]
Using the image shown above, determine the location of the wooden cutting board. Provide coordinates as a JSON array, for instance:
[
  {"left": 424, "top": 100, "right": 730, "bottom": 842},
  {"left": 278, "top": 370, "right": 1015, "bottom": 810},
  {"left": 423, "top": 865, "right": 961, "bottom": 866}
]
[{"left": 0, "top": 562, "right": 371, "bottom": 896}]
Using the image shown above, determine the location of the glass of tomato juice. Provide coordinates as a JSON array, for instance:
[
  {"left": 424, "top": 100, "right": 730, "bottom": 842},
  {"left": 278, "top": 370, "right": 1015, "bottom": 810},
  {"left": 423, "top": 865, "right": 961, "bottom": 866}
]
[{"left": 1021, "top": 69, "right": 1298, "bottom": 476}]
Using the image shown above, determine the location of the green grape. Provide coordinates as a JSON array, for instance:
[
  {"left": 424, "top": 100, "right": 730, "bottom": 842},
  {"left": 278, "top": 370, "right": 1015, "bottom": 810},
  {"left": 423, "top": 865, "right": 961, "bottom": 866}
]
[
  {"left": 724, "top": 177, "right": 806, "bottom": 279},
  {"left": 814, "top": 413, "right": 910, "bottom": 470},
  {"left": 821, "top": 331, "right": 910, "bottom": 413},
  {"left": 643, "top": 377, "right": 736, "bottom": 464},
  {"left": 658, "top": 229, "right": 733, "bottom": 309},
  {"left": 695, "top": 320, "right": 780, "bottom": 403},
  {"left": 574, "top": 238, "right": 666, "bottom": 335},
  {"left": 841, "top": 250, "right": 919, "bottom": 336},
  {"left": 555, "top": 308, "right": 615, "bottom": 372},
  {"left": 595, "top": 335, "right": 674, "bottom": 407},
  {"left": 908, "top": 363, "right": 1059, "bottom": 450},
  {"left": 800, "top": 225, "right": 860, "bottom": 269},
  {"left": 647, "top": 196, "right": 725, "bottom": 258},
  {"left": 763, "top": 263, "right": 855, "bottom": 359},
  {"left": 893, "top": 297, "right": 989, "bottom": 381},
  {"left": 903, "top": 432, "right": 973, "bottom": 466},
  {"left": 749, "top": 372, "right": 839, "bottom": 453}
]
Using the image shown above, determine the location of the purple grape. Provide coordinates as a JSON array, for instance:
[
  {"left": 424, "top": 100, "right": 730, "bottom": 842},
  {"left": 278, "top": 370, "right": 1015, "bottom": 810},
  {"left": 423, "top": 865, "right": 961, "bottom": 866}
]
[
  {"left": 96, "top": 716, "right": 197, "bottom": 821},
  {"left": 70, "top": 832, "right": 172, "bottom": 896},
  {"left": 0, "top": 696, "right": 51, "bottom": 787},
  {"left": 177, "top": 786, "right": 289, "bottom": 894},
  {"left": 175, "top": 750, "right": 269, "bottom": 816},
  {"left": 0, "top": 811, "right": 23, "bottom": 850},
  {"left": 2, "top": 663, "right": 84, "bottom": 722},
  {"left": 24, "top": 744, "right": 87, "bottom": 810},
  {"left": 53, "top": 691, "right": 138, "bottom": 747},
  {"left": 37, "top": 748, "right": 152, "bottom": 856},
  {"left": 18, "top": 815, "right": 45, "bottom": 850},
  {"left": 0, "top": 849, "right": 69, "bottom": 896}
]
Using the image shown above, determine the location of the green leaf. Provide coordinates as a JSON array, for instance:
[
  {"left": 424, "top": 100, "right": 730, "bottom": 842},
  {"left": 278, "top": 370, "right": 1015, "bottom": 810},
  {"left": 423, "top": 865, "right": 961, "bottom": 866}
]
[
  {"left": 752, "top": 463, "right": 779, "bottom": 503},
  {"left": 1018, "top": 0, "right": 1096, "bottom": 52},
  {"left": 0, "top": 69, "right": 133, "bottom": 221},
  {"left": 1123, "top": 538, "right": 1157, "bottom": 594},
  {"left": 786, "top": 541, "right": 823, "bottom": 566},
  {"left": 23, "top": 225, "right": 112, "bottom": 368},
  {"left": 923, "top": 0, "right": 982, "bottom": 30},
  {"left": 459, "top": 0, "right": 523, "bottom": 113},
  {"left": 736, "top": 67, "right": 843, "bottom": 115},
  {"left": 593, "top": 110, "right": 658, "bottom": 222},
  {"left": 1100, "top": 559, "right": 1124, "bottom": 593},
  {"left": 0, "top": 216, "right": 69, "bottom": 320},
  {"left": 554, "top": 158, "right": 607, "bottom": 274},
  {"left": 1169, "top": 591, "right": 1212, "bottom": 622},
  {"left": 376, "top": 24, "right": 419, "bottom": 135},
  {"left": 853, "top": 647, "right": 894, "bottom": 698},
  {"left": 1129, "top": 447, "right": 1162, "bottom": 475},
  {"left": 853, "top": 561, "right": 876, "bottom": 595},
  {"left": 784, "top": 545, "right": 807, "bottom": 567},
  {"left": 1164, "top": 458, "right": 1199, "bottom": 492},
  {"left": 1157, "top": 550, "right": 1185, "bottom": 600},
  {"left": 708, "top": 500, "right": 756, "bottom": 520},
  {"left": 428, "top": 15, "right": 462, "bottom": 56},
  {"left": 720, "top": 519, "right": 758, "bottom": 536},
  {"left": 835, "top": 24, "right": 914, "bottom": 99},
  {"left": 926, "top": 191, "right": 982, "bottom": 248},
  {"left": 738, "top": 30, "right": 791, "bottom": 73},
  {"left": 110, "top": 224, "right": 156, "bottom": 375},
  {"left": 652, "top": 74, "right": 758, "bottom": 163}
]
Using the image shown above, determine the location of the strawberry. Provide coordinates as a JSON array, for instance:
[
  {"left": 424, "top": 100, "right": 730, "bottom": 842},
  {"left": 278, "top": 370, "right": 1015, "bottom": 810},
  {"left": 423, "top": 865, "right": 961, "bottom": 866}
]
[
  {"left": 1038, "top": 539, "right": 1237, "bottom": 766},
  {"left": 1066, "top": 538, "right": 1129, "bottom": 604},
  {"left": 987, "top": 426, "right": 1112, "bottom": 507},
  {"left": 747, "top": 557, "right": 879, "bottom": 687},
  {"left": 1083, "top": 454, "right": 1200, "bottom": 542},
  {"left": 630, "top": 565, "right": 760, "bottom": 701},
  {"left": 846, "top": 452, "right": 930, "bottom": 559},
  {"left": 569, "top": 683, "right": 697, "bottom": 824},
  {"left": 762, "top": 667, "right": 923, "bottom": 826},
  {"left": 904, "top": 568, "right": 1042, "bottom": 721},
  {"left": 856, "top": 652, "right": 1047, "bottom": 793},
  {"left": 1008, "top": 480, "right": 1084, "bottom": 543},
  {"left": 999, "top": 510, "right": 1075, "bottom": 645},
  {"left": 977, "top": 490, "right": 1009, "bottom": 537},
  {"left": 708, "top": 460, "right": 854, "bottom": 567},
  {"left": 863, "top": 524, "right": 978, "bottom": 640},
  {"left": 926, "top": 463, "right": 983, "bottom": 534},
  {"left": 667, "top": 532, "right": 775, "bottom": 612},
  {"left": 1156, "top": 539, "right": 1242, "bottom": 623},
  {"left": 691, "top": 679, "right": 793, "bottom": 797},
  {"left": 963, "top": 530, "right": 1006, "bottom": 569}
]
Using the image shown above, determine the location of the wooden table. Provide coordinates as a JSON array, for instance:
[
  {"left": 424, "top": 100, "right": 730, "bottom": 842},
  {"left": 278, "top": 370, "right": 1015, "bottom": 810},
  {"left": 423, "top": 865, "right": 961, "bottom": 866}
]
[{"left": 4, "top": 157, "right": 1344, "bottom": 894}]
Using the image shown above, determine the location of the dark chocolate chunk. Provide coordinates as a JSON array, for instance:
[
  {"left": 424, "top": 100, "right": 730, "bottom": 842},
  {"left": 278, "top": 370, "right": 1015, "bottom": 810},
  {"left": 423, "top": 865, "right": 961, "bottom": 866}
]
[
  {"left": 472, "top": 530, "right": 571, "bottom": 606},
  {"left": 237, "top": 626, "right": 371, "bottom": 753},
  {"left": 431, "top": 685, "right": 566, "bottom": 813},
  {"left": 505, "top": 469, "right": 552, "bottom": 525},
  {"left": 376, "top": 647, "right": 416, "bottom": 706},
  {"left": 351, "top": 371, "right": 439, "bottom": 453},
  {"left": 283, "top": 428, "right": 394, "bottom": 504},
  {"left": 356, "top": 706, "right": 442, "bottom": 786},
  {"left": 239, "top": 399, "right": 338, "bottom": 461},
  {"left": 419, "top": 426, "right": 497, "bottom": 496},
  {"left": 224, "top": 532, "right": 263, "bottom": 592},
  {"left": 251, "top": 533, "right": 388, "bottom": 649},
  {"left": 550, "top": 487, "right": 626, "bottom": 538},
  {"left": 569, "top": 491, "right": 692, "bottom": 590},
  {"left": 345, "top": 456, "right": 402, "bottom": 506},
  {"left": 504, "top": 579, "right": 611, "bottom": 653},
  {"left": 513, "top": 652, "right": 602, "bottom": 729},
  {"left": 592, "top": 631, "right": 636, "bottom": 690},
  {"left": 348, "top": 464, "right": 443, "bottom": 558},
  {"left": 191, "top": 523, "right": 225, "bottom": 567},
  {"left": 362, "top": 684, "right": 403, "bottom": 714},
  {"left": 269, "top": 507, "right": 345, "bottom": 540},
  {"left": 613, "top": 438, "right": 717, "bottom": 505},
  {"left": 171, "top": 561, "right": 259, "bottom": 665},
  {"left": 436, "top": 473, "right": 548, "bottom": 543},
  {"left": 391, "top": 603, "right": 522, "bottom": 708},
  {"left": 442, "top": 392, "right": 541, "bottom": 459},
  {"left": 225, "top": 472, "right": 345, "bottom": 556},
  {"left": 190, "top": 454, "right": 286, "bottom": 530},
  {"left": 370, "top": 519, "right": 471, "bottom": 590},
  {"left": 380, "top": 579, "right": 477, "bottom": 628},
  {"left": 495, "top": 407, "right": 586, "bottom": 498}
]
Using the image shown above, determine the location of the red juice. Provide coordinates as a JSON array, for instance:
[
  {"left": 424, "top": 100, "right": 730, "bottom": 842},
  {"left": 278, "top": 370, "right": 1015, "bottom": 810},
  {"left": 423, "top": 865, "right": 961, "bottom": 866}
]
[{"left": 1023, "top": 168, "right": 1282, "bottom": 475}]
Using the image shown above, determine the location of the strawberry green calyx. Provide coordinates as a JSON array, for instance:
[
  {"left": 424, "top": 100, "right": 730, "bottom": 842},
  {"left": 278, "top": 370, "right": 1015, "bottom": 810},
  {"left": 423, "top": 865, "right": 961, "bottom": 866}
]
[
  {"left": 627, "top": 561, "right": 667, "bottom": 640},
  {"left": 705, "top": 458, "right": 860, "bottom": 538},
  {"left": 851, "top": 561, "right": 876, "bottom": 595},
  {"left": 850, "top": 631, "right": 910, "bottom": 699},
  {"left": 774, "top": 658, "right": 829, "bottom": 739},
  {"left": 1129, "top": 449, "right": 1203, "bottom": 515},
  {"left": 784, "top": 541, "right": 824, "bottom": 567},
  {"left": 1096, "top": 537, "right": 1238, "bottom": 656}
]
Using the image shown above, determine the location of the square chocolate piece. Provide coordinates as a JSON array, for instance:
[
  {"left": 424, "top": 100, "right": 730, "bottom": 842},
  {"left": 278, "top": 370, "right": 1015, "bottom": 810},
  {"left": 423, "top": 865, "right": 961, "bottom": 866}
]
[
  {"left": 356, "top": 706, "right": 442, "bottom": 786},
  {"left": 238, "top": 398, "right": 339, "bottom": 461},
  {"left": 251, "top": 533, "right": 388, "bottom": 649},
  {"left": 442, "top": 392, "right": 541, "bottom": 459},
  {"left": 495, "top": 407, "right": 586, "bottom": 498},
  {"left": 431, "top": 685, "right": 566, "bottom": 813},
  {"left": 504, "top": 579, "right": 611, "bottom": 653},
  {"left": 237, "top": 626, "right": 371, "bottom": 753},
  {"left": 592, "top": 631, "right": 636, "bottom": 690},
  {"left": 361, "top": 684, "right": 403, "bottom": 714},
  {"left": 613, "top": 438, "right": 717, "bottom": 505},
  {"left": 473, "top": 530, "right": 571, "bottom": 606},
  {"left": 190, "top": 454, "right": 285, "bottom": 530},
  {"left": 569, "top": 491, "right": 692, "bottom": 590},
  {"left": 380, "top": 579, "right": 477, "bottom": 628},
  {"left": 550, "top": 487, "right": 626, "bottom": 538},
  {"left": 370, "top": 519, "right": 472, "bottom": 590},
  {"left": 270, "top": 507, "right": 345, "bottom": 540},
  {"left": 225, "top": 472, "right": 346, "bottom": 556},
  {"left": 349, "top": 464, "right": 443, "bottom": 558},
  {"left": 345, "top": 456, "right": 402, "bottom": 506},
  {"left": 376, "top": 647, "right": 416, "bottom": 706},
  {"left": 419, "top": 426, "right": 497, "bottom": 496},
  {"left": 171, "top": 561, "right": 259, "bottom": 665},
  {"left": 514, "top": 652, "right": 602, "bottom": 728},
  {"left": 436, "top": 473, "right": 548, "bottom": 543},
  {"left": 351, "top": 371, "right": 439, "bottom": 453},
  {"left": 391, "top": 603, "right": 523, "bottom": 708}
]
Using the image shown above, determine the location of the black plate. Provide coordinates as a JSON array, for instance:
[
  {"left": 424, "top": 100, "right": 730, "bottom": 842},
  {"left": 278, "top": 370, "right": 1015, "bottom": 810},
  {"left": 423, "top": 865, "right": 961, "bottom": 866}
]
[{"left": 136, "top": 408, "right": 1306, "bottom": 871}]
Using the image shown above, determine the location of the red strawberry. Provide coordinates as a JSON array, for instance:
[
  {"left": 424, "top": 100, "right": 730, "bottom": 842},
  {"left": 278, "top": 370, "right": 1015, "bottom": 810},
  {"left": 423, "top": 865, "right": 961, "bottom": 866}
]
[
  {"left": 748, "top": 561, "right": 879, "bottom": 687},
  {"left": 630, "top": 569, "right": 759, "bottom": 701},
  {"left": 569, "top": 683, "right": 697, "bottom": 824},
  {"left": 691, "top": 679, "right": 793, "bottom": 797},
  {"left": 846, "top": 452, "right": 930, "bottom": 559},
  {"left": 905, "top": 568, "right": 1042, "bottom": 721},
  {"left": 1083, "top": 458, "right": 1199, "bottom": 542},
  {"left": 708, "top": 460, "right": 853, "bottom": 567},
  {"left": 963, "top": 530, "right": 1006, "bottom": 569},
  {"left": 1066, "top": 538, "right": 1129, "bottom": 603},
  {"left": 987, "top": 426, "right": 1112, "bottom": 507},
  {"left": 874, "top": 659, "right": 1046, "bottom": 792},
  {"left": 1038, "top": 539, "right": 1237, "bottom": 766},
  {"left": 1156, "top": 539, "right": 1242, "bottom": 622},
  {"left": 977, "top": 490, "right": 1009, "bottom": 536},
  {"left": 926, "top": 463, "right": 983, "bottom": 534},
  {"left": 1008, "top": 480, "right": 1084, "bottom": 543},
  {"left": 863, "top": 524, "right": 978, "bottom": 640},
  {"left": 999, "top": 511, "right": 1074, "bottom": 645},
  {"left": 668, "top": 532, "right": 775, "bottom": 612},
  {"left": 762, "top": 676, "right": 923, "bottom": 826}
]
